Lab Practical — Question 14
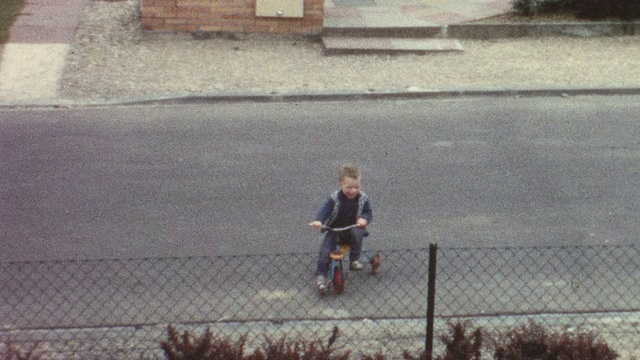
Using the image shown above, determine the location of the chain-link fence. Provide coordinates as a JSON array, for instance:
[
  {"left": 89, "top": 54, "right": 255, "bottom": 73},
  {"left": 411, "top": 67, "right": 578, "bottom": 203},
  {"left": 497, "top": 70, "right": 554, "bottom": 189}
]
[
  {"left": 435, "top": 245, "right": 640, "bottom": 360},
  {"left": 0, "top": 249, "right": 429, "bottom": 359},
  {"left": 2, "top": 245, "right": 640, "bottom": 359}
]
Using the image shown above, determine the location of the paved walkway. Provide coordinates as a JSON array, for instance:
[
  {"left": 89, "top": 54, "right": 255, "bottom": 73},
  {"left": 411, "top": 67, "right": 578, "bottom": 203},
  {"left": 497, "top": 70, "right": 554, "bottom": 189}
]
[
  {"left": 0, "top": 0, "right": 514, "bottom": 103},
  {"left": 324, "top": 0, "right": 510, "bottom": 28},
  {"left": 0, "top": 0, "right": 88, "bottom": 101}
]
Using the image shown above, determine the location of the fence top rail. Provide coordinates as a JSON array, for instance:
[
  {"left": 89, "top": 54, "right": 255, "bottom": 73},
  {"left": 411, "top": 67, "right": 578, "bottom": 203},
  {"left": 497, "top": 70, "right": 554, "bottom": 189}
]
[{"left": 437, "top": 243, "right": 640, "bottom": 251}]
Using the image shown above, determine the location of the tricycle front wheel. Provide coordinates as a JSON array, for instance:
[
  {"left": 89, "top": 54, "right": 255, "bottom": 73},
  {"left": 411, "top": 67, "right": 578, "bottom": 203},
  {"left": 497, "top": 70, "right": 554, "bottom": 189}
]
[{"left": 333, "top": 267, "right": 344, "bottom": 294}]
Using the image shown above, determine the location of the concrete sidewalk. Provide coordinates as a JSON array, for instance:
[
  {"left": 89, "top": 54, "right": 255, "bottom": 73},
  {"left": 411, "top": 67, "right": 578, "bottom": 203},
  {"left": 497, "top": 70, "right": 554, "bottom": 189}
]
[
  {"left": 0, "top": 0, "right": 87, "bottom": 101},
  {"left": 324, "top": 0, "right": 511, "bottom": 29}
]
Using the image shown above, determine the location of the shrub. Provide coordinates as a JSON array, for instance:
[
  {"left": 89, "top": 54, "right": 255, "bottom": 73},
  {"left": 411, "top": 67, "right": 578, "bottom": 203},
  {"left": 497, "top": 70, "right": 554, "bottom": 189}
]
[
  {"left": 252, "top": 326, "right": 350, "bottom": 360},
  {"left": 511, "top": 0, "right": 640, "bottom": 19},
  {"left": 546, "top": 331, "right": 619, "bottom": 360},
  {"left": 402, "top": 321, "right": 484, "bottom": 360},
  {"left": 493, "top": 321, "right": 550, "bottom": 360},
  {"left": 511, "top": 0, "right": 576, "bottom": 15},
  {"left": 158, "top": 321, "right": 619, "bottom": 360},
  {"left": 161, "top": 325, "right": 247, "bottom": 360},
  {"left": 361, "top": 355, "right": 387, "bottom": 360},
  {"left": 160, "top": 325, "right": 350, "bottom": 360},
  {"left": 493, "top": 320, "right": 619, "bottom": 360},
  {"left": 435, "top": 321, "right": 483, "bottom": 360},
  {"left": 577, "top": 0, "right": 640, "bottom": 20},
  {"left": 2, "top": 340, "right": 44, "bottom": 360}
]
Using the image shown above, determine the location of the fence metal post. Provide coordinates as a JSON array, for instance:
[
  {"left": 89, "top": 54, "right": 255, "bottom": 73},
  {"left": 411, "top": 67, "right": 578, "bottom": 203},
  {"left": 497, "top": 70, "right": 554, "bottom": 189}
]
[{"left": 425, "top": 243, "right": 437, "bottom": 360}]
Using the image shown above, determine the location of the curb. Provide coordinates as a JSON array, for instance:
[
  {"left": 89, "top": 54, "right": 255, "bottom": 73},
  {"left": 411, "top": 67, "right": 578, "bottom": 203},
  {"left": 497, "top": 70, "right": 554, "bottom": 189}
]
[
  {"left": 118, "top": 86, "right": 640, "bottom": 106},
  {"left": 2, "top": 86, "right": 640, "bottom": 108}
]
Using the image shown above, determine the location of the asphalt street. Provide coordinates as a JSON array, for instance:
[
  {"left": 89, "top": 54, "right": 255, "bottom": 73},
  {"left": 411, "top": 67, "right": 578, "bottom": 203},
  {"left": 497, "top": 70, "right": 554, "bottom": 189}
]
[{"left": 1, "top": 95, "right": 640, "bottom": 262}]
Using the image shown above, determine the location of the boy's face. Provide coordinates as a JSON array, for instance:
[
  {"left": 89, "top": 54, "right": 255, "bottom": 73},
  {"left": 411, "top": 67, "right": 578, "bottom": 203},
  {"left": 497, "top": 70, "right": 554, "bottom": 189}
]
[{"left": 340, "top": 176, "right": 361, "bottom": 200}]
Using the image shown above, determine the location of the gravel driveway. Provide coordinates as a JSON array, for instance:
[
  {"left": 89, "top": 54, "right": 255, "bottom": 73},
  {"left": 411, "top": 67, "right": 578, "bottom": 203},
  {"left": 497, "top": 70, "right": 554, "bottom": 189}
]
[{"left": 59, "top": 0, "right": 640, "bottom": 101}]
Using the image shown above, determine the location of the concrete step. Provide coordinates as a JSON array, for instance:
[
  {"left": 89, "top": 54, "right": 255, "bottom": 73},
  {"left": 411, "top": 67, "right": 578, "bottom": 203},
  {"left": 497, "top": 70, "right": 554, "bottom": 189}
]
[
  {"left": 321, "top": 25, "right": 443, "bottom": 38},
  {"left": 321, "top": 36, "right": 464, "bottom": 55}
]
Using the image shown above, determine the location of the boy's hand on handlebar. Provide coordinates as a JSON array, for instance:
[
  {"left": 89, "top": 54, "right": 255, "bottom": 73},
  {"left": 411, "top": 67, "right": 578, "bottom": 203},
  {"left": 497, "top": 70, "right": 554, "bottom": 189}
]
[
  {"left": 357, "top": 218, "right": 368, "bottom": 228},
  {"left": 309, "top": 221, "right": 323, "bottom": 230}
]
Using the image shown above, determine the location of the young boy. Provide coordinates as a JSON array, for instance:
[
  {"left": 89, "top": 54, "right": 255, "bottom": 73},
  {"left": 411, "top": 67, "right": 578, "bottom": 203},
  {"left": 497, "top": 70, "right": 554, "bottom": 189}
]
[{"left": 309, "top": 164, "right": 373, "bottom": 292}]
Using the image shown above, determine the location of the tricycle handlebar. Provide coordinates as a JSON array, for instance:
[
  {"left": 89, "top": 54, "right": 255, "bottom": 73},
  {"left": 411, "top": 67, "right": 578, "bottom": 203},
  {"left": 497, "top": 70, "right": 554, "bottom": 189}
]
[{"left": 321, "top": 224, "right": 360, "bottom": 232}]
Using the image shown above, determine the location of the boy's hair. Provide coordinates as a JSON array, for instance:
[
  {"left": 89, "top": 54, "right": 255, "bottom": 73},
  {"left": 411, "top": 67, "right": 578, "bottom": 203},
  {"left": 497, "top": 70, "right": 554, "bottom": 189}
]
[{"left": 339, "top": 164, "right": 360, "bottom": 182}]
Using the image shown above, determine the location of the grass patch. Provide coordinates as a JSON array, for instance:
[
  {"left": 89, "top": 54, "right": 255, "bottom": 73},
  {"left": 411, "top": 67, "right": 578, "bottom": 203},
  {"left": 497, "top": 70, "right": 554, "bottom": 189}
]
[{"left": 0, "top": 0, "right": 25, "bottom": 44}]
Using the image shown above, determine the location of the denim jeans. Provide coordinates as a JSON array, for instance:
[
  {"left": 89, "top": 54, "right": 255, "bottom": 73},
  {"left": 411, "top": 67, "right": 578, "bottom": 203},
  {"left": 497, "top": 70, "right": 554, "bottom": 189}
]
[{"left": 316, "top": 227, "right": 365, "bottom": 277}]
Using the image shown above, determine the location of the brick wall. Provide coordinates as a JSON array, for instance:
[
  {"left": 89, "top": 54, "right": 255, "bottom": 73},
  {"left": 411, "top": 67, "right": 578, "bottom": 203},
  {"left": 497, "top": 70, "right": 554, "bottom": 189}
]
[{"left": 140, "top": 0, "right": 324, "bottom": 34}]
